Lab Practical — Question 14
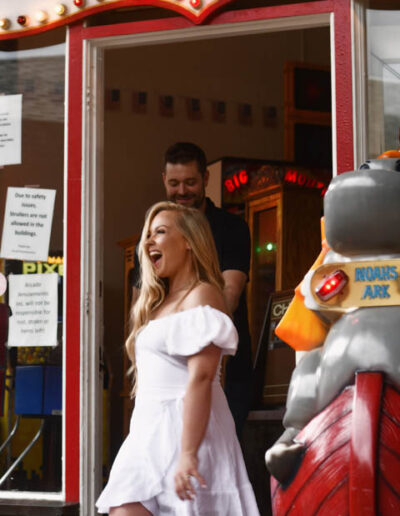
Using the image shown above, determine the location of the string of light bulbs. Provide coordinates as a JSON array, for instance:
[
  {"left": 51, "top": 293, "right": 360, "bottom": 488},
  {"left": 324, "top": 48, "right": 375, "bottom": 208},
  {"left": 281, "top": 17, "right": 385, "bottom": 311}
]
[
  {"left": 0, "top": 0, "right": 107, "bottom": 31},
  {"left": 0, "top": 0, "right": 203, "bottom": 32}
]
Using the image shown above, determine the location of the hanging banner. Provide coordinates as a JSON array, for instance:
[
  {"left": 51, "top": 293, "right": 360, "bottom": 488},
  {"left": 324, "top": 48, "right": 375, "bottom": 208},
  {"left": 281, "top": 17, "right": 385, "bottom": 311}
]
[
  {"left": 0, "top": 94, "right": 22, "bottom": 167},
  {"left": 0, "top": 187, "right": 56, "bottom": 261},
  {"left": 8, "top": 273, "right": 58, "bottom": 347}
]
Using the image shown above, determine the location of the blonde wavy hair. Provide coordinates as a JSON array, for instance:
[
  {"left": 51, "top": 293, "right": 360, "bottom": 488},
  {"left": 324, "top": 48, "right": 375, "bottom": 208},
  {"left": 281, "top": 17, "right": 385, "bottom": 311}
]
[{"left": 126, "top": 201, "right": 224, "bottom": 395}]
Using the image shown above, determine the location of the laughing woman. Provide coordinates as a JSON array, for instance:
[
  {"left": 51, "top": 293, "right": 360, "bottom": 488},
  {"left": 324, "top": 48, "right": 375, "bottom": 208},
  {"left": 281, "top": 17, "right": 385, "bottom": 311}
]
[{"left": 96, "top": 201, "right": 259, "bottom": 516}]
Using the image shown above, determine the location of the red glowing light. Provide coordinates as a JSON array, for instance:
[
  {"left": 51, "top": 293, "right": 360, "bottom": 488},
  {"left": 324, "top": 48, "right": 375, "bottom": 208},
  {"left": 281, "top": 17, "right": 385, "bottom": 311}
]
[
  {"left": 315, "top": 270, "right": 349, "bottom": 301},
  {"left": 74, "top": 0, "right": 85, "bottom": 7},
  {"left": 224, "top": 169, "right": 249, "bottom": 193},
  {"left": 284, "top": 169, "right": 327, "bottom": 196},
  {"left": 224, "top": 179, "right": 235, "bottom": 193},
  {"left": 239, "top": 169, "right": 248, "bottom": 184},
  {"left": 190, "top": 0, "right": 201, "bottom": 8}
]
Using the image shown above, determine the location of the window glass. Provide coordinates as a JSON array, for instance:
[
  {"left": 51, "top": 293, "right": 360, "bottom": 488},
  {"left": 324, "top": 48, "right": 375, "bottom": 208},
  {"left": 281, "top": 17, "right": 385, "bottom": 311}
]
[
  {"left": 366, "top": 7, "right": 400, "bottom": 157},
  {"left": 0, "top": 29, "right": 65, "bottom": 493}
]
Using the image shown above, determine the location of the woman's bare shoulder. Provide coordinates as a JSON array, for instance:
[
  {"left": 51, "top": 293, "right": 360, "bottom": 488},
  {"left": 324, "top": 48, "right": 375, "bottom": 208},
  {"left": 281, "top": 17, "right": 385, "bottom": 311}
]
[{"left": 182, "top": 282, "right": 227, "bottom": 313}]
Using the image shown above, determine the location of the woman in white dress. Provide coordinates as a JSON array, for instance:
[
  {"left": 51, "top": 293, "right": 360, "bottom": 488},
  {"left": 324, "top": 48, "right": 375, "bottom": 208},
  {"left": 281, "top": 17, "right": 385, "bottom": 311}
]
[{"left": 96, "top": 201, "right": 260, "bottom": 516}]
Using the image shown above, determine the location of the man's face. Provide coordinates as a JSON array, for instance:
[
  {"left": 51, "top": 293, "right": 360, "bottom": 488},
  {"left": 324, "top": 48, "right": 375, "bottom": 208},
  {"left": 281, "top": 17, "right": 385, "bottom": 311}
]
[{"left": 163, "top": 160, "right": 209, "bottom": 210}]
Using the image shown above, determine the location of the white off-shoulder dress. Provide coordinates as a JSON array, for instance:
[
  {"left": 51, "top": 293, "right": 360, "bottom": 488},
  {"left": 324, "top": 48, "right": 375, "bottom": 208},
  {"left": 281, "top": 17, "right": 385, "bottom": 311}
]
[{"left": 96, "top": 305, "right": 260, "bottom": 516}]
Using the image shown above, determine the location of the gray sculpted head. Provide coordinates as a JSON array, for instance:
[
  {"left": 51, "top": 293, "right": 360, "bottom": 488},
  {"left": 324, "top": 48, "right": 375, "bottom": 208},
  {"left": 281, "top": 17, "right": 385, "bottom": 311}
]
[{"left": 324, "top": 163, "right": 400, "bottom": 256}]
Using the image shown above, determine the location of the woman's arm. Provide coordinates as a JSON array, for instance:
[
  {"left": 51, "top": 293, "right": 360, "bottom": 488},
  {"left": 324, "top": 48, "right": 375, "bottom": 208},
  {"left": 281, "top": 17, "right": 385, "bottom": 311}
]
[{"left": 174, "top": 343, "right": 221, "bottom": 501}]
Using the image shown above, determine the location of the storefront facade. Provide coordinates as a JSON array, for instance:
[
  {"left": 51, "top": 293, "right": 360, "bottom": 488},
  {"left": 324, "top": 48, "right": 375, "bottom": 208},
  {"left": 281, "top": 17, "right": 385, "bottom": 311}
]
[{"left": 0, "top": 0, "right": 398, "bottom": 514}]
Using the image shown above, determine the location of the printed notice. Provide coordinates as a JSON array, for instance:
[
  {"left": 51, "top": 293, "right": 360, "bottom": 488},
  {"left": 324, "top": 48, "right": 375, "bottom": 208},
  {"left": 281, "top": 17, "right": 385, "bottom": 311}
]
[
  {"left": 8, "top": 273, "right": 58, "bottom": 347},
  {"left": 0, "top": 187, "right": 56, "bottom": 261},
  {"left": 0, "top": 94, "right": 22, "bottom": 166}
]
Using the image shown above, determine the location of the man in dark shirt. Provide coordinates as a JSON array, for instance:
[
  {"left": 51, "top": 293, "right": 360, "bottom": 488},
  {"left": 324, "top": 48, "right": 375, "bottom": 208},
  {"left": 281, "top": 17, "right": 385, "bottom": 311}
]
[{"left": 132, "top": 142, "right": 253, "bottom": 438}]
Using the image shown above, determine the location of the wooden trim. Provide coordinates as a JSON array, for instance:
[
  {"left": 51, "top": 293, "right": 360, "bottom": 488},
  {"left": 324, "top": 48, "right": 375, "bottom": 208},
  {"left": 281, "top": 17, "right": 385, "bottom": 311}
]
[
  {"left": 286, "top": 111, "right": 331, "bottom": 123},
  {"left": 284, "top": 61, "right": 331, "bottom": 112},
  {"left": 284, "top": 61, "right": 332, "bottom": 162},
  {"left": 247, "top": 191, "right": 283, "bottom": 348}
]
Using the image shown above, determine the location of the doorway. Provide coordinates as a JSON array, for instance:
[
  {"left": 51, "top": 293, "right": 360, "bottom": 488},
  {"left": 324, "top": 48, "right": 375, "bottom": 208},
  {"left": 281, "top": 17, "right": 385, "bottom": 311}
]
[
  {"left": 67, "top": 5, "right": 353, "bottom": 514},
  {"left": 102, "top": 22, "right": 331, "bottom": 512}
]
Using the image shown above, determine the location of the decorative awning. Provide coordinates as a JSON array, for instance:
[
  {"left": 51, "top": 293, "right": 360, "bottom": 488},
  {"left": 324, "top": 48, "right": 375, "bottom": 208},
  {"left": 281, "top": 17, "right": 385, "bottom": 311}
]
[{"left": 0, "top": 0, "right": 232, "bottom": 39}]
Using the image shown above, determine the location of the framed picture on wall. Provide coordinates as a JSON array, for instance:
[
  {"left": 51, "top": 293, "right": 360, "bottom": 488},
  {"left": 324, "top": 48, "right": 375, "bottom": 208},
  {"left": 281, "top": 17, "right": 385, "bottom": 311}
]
[
  {"left": 105, "top": 88, "right": 121, "bottom": 111},
  {"left": 186, "top": 97, "right": 202, "bottom": 120},
  {"left": 132, "top": 91, "right": 147, "bottom": 114},
  {"left": 211, "top": 100, "right": 226, "bottom": 123},
  {"left": 159, "top": 94, "right": 174, "bottom": 117},
  {"left": 238, "top": 102, "right": 253, "bottom": 126}
]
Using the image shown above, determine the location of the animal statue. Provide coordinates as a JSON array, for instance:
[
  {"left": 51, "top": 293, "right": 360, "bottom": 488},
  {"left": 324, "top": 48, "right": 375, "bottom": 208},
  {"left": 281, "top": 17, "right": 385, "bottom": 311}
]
[{"left": 265, "top": 155, "right": 400, "bottom": 515}]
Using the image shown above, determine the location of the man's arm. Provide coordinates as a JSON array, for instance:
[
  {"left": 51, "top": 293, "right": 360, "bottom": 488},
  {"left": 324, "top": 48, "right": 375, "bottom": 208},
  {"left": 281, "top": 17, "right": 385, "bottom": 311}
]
[
  {"left": 222, "top": 269, "right": 247, "bottom": 314},
  {"left": 219, "top": 214, "right": 251, "bottom": 315}
]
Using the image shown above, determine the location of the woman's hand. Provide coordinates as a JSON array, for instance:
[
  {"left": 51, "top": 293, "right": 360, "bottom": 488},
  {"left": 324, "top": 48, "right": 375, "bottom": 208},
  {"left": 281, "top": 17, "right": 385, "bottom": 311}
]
[{"left": 174, "top": 452, "right": 207, "bottom": 501}]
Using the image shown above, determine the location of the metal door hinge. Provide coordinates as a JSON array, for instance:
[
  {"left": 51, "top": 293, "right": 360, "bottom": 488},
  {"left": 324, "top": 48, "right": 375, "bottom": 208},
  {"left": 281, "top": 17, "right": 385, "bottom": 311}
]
[{"left": 85, "top": 87, "right": 92, "bottom": 110}]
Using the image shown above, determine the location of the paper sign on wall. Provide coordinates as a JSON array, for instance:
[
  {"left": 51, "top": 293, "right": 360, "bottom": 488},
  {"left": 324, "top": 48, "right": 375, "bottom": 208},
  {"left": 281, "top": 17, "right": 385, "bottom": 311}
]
[
  {"left": 8, "top": 273, "right": 58, "bottom": 347},
  {"left": 0, "top": 94, "right": 22, "bottom": 166},
  {"left": 0, "top": 187, "right": 56, "bottom": 261}
]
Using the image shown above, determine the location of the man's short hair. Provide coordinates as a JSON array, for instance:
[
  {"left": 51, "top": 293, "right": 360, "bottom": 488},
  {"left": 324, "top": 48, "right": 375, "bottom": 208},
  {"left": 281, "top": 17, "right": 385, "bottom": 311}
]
[{"left": 164, "top": 142, "right": 207, "bottom": 177}]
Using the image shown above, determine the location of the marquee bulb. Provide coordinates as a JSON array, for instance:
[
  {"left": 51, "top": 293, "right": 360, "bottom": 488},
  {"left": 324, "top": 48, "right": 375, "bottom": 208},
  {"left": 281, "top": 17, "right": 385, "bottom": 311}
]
[
  {"left": 35, "top": 10, "right": 48, "bottom": 23},
  {"left": 55, "top": 4, "right": 67, "bottom": 16},
  {"left": 74, "top": 0, "right": 85, "bottom": 7},
  {"left": 0, "top": 18, "right": 10, "bottom": 30},
  {"left": 17, "top": 15, "right": 28, "bottom": 26}
]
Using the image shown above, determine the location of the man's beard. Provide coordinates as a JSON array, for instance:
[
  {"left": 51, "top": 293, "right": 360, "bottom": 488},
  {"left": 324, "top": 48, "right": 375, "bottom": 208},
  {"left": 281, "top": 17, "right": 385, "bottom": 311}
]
[{"left": 168, "top": 192, "right": 205, "bottom": 209}]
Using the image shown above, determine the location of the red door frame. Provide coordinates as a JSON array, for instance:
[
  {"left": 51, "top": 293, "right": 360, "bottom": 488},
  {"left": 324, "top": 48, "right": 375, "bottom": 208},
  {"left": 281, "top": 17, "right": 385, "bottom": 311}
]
[{"left": 66, "top": 0, "right": 353, "bottom": 502}]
